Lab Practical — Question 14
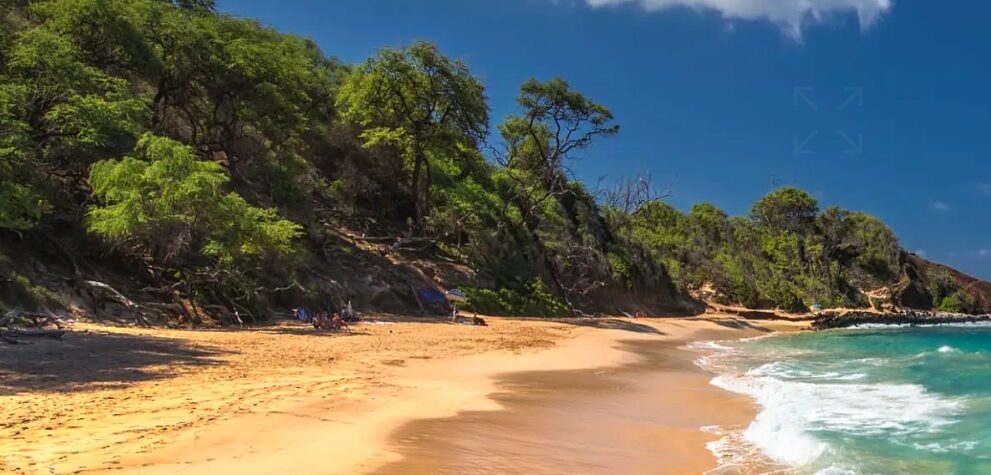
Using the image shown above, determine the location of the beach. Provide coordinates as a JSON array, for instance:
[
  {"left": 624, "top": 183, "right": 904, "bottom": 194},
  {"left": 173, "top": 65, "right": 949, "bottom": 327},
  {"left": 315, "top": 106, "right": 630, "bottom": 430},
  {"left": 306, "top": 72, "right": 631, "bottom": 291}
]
[{"left": 1, "top": 314, "right": 807, "bottom": 474}]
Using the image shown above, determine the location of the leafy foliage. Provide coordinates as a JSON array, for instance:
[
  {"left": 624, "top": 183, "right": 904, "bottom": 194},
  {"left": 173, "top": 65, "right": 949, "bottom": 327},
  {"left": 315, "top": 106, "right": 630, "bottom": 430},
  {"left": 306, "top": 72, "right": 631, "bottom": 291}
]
[
  {"left": 623, "top": 188, "right": 903, "bottom": 311},
  {"left": 462, "top": 280, "right": 569, "bottom": 317},
  {"left": 87, "top": 133, "right": 301, "bottom": 265},
  {"left": 0, "top": 0, "right": 943, "bottom": 318},
  {"left": 337, "top": 41, "right": 489, "bottom": 229}
]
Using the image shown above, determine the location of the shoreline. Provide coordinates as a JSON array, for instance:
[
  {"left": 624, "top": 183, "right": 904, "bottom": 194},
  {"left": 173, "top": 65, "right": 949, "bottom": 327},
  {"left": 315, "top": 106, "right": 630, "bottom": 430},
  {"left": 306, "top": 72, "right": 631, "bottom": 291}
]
[
  {"left": 375, "top": 330, "right": 753, "bottom": 474},
  {"left": 1, "top": 314, "right": 808, "bottom": 474},
  {"left": 371, "top": 317, "right": 808, "bottom": 474}
]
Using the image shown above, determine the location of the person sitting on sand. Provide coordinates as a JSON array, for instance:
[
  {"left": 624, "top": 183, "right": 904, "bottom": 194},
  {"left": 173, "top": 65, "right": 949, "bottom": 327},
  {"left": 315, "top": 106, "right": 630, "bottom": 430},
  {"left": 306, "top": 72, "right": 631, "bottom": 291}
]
[
  {"left": 331, "top": 313, "right": 348, "bottom": 332},
  {"left": 313, "top": 311, "right": 329, "bottom": 329}
]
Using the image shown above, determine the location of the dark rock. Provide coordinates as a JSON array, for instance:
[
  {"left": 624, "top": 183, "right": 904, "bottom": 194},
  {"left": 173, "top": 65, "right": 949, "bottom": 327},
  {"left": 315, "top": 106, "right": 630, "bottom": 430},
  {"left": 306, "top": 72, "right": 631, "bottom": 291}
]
[
  {"left": 892, "top": 252, "right": 934, "bottom": 309},
  {"left": 813, "top": 310, "right": 991, "bottom": 330}
]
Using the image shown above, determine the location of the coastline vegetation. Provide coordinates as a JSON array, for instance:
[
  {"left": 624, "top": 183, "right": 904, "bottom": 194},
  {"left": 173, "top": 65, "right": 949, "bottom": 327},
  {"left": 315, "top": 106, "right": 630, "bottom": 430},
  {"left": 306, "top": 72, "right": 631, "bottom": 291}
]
[{"left": 0, "top": 0, "right": 957, "bottom": 319}]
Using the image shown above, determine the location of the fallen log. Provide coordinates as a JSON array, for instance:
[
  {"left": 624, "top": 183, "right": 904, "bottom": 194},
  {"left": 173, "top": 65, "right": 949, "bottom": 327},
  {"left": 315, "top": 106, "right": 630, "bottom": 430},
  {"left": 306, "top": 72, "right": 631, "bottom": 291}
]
[
  {"left": 81, "top": 280, "right": 152, "bottom": 326},
  {"left": 1, "top": 310, "right": 66, "bottom": 329},
  {"left": 3, "top": 329, "right": 65, "bottom": 340}
]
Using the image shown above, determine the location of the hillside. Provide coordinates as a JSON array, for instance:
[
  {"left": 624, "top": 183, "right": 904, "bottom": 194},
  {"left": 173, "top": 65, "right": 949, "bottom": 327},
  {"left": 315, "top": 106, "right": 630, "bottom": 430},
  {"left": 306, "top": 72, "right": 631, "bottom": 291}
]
[
  {"left": 900, "top": 254, "right": 991, "bottom": 314},
  {"left": 2, "top": 0, "right": 990, "bottom": 323}
]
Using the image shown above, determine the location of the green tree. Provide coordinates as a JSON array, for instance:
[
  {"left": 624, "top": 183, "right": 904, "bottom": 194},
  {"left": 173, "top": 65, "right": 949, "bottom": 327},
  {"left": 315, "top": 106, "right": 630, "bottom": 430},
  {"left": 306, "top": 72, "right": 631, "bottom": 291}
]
[
  {"left": 87, "top": 133, "right": 301, "bottom": 266},
  {"left": 0, "top": 11, "right": 148, "bottom": 226},
  {"left": 493, "top": 78, "right": 621, "bottom": 311},
  {"left": 751, "top": 187, "right": 819, "bottom": 234},
  {"left": 144, "top": 6, "right": 337, "bottom": 202},
  {"left": 337, "top": 41, "right": 489, "bottom": 231}
]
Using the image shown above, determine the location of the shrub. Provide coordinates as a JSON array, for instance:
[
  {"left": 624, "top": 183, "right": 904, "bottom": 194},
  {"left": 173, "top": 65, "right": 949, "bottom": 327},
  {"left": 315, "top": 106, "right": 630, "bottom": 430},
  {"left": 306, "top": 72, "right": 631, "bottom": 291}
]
[
  {"left": 461, "top": 279, "right": 569, "bottom": 317},
  {"left": 938, "top": 291, "right": 974, "bottom": 313}
]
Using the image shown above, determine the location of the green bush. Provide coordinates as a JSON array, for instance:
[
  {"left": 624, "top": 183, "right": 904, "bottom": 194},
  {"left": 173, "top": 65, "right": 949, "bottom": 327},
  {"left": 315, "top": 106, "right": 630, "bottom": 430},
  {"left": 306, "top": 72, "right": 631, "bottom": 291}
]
[
  {"left": 462, "top": 279, "right": 569, "bottom": 317},
  {"left": 938, "top": 291, "right": 974, "bottom": 313}
]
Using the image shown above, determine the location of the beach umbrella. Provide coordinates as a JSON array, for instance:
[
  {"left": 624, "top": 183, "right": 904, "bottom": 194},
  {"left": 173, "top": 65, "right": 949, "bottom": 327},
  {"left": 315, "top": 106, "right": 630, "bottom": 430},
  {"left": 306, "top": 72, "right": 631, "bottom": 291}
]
[{"left": 446, "top": 289, "right": 467, "bottom": 303}]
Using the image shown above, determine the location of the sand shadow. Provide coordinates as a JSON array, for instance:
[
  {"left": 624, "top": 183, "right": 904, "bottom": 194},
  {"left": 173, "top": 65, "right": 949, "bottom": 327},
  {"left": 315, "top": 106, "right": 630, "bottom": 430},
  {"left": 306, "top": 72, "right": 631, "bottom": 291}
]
[
  {"left": 365, "top": 314, "right": 670, "bottom": 336},
  {"left": 254, "top": 326, "right": 371, "bottom": 337},
  {"left": 0, "top": 330, "right": 225, "bottom": 395},
  {"left": 542, "top": 317, "right": 666, "bottom": 335},
  {"left": 707, "top": 317, "right": 772, "bottom": 333}
]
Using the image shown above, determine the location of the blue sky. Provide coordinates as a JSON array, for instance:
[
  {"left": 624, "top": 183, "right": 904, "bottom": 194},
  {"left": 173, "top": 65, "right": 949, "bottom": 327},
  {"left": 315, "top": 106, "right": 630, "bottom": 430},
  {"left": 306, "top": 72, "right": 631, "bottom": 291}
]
[{"left": 218, "top": 0, "right": 991, "bottom": 279}]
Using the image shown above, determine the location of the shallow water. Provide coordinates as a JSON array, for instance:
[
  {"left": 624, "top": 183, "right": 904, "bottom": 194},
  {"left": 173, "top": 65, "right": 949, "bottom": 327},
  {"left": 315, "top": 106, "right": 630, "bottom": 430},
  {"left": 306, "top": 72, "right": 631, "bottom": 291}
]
[{"left": 700, "top": 324, "right": 991, "bottom": 474}]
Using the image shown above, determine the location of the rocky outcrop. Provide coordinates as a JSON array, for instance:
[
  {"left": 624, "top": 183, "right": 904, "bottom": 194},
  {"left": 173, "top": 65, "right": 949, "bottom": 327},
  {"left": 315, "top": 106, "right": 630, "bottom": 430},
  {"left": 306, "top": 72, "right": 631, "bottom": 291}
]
[
  {"left": 892, "top": 252, "right": 934, "bottom": 309},
  {"left": 912, "top": 254, "right": 991, "bottom": 314},
  {"left": 813, "top": 310, "right": 991, "bottom": 330}
]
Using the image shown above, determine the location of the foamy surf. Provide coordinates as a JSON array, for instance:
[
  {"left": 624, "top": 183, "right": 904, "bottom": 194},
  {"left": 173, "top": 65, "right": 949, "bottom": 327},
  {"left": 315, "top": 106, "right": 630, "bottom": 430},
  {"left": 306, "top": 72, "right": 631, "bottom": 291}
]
[
  {"left": 710, "top": 375, "right": 961, "bottom": 463},
  {"left": 694, "top": 326, "right": 987, "bottom": 474},
  {"left": 849, "top": 321, "right": 991, "bottom": 329}
]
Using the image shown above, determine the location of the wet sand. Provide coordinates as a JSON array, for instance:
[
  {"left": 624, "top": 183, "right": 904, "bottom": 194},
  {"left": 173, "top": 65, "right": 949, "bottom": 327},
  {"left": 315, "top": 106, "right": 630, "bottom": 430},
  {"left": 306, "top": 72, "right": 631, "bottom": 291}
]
[{"left": 375, "top": 328, "right": 768, "bottom": 475}]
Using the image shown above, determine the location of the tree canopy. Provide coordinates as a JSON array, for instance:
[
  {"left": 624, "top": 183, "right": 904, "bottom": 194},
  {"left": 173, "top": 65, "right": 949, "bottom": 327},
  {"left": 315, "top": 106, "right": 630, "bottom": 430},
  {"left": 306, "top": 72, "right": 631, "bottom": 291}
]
[{"left": 0, "top": 0, "right": 929, "bottom": 319}]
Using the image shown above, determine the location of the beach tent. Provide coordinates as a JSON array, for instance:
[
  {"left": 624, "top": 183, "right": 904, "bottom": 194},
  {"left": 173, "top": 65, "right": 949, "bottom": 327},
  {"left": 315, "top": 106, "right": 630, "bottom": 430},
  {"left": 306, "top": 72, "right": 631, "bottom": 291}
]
[{"left": 418, "top": 289, "right": 447, "bottom": 303}]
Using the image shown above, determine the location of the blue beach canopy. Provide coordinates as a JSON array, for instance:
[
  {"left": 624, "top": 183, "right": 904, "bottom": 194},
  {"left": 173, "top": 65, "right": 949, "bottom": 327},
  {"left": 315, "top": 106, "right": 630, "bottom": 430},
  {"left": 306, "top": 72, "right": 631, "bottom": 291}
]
[{"left": 418, "top": 289, "right": 447, "bottom": 302}]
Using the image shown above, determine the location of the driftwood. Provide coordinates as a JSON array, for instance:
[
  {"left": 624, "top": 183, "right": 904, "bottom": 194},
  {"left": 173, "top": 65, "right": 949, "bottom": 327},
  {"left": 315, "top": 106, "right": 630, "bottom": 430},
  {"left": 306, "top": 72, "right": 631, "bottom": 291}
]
[
  {"left": 1, "top": 310, "right": 67, "bottom": 344},
  {"left": 362, "top": 236, "right": 438, "bottom": 253},
  {"left": 81, "top": 280, "right": 152, "bottom": 326},
  {"left": 1, "top": 310, "right": 65, "bottom": 329}
]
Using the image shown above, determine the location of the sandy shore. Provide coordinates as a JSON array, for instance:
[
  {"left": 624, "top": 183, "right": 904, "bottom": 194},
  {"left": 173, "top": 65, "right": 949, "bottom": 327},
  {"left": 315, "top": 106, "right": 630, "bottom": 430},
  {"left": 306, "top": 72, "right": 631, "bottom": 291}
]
[{"left": 1, "top": 313, "right": 807, "bottom": 474}]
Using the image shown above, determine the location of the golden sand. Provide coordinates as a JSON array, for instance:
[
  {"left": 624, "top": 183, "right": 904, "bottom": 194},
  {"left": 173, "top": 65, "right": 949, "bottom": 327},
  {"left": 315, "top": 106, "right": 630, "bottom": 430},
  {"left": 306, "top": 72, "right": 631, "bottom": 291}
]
[{"left": 0, "top": 314, "right": 807, "bottom": 474}]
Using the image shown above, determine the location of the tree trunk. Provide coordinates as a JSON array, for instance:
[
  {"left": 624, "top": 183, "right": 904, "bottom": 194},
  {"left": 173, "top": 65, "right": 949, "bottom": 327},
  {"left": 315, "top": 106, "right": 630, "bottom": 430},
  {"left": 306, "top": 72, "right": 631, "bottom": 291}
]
[
  {"left": 411, "top": 150, "right": 424, "bottom": 233},
  {"left": 423, "top": 156, "right": 433, "bottom": 226},
  {"left": 525, "top": 219, "right": 576, "bottom": 316}
]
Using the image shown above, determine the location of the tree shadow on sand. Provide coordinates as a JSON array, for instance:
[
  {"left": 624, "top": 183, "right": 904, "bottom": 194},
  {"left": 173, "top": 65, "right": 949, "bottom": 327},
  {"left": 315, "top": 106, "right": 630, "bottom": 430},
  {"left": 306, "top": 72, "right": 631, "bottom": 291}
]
[
  {"left": 0, "top": 330, "right": 226, "bottom": 395},
  {"left": 541, "top": 317, "right": 667, "bottom": 335},
  {"left": 707, "top": 317, "right": 772, "bottom": 333},
  {"left": 253, "top": 326, "right": 371, "bottom": 337}
]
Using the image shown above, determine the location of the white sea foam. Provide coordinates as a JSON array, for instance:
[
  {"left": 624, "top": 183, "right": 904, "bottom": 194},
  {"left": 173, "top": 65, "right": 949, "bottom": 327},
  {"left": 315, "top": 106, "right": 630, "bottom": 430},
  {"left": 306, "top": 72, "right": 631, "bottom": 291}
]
[
  {"left": 847, "top": 322, "right": 912, "bottom": 329},
  {"left": 710, "top": 372, "right": 962, "bottom": 467},
  {"left": 938, "top": 345, "right": 956, "bottom": 353},
  {"left": 701, "top": 425, "right": 796, "bottom": 475},
  {"left": 851, "top": 357, "right": 891, "bottom": 366},
  {"left": 849, "top": 321, "right": 991, "bottom": 329},
  {"left": 687, "top": 340, "right": 743, "bottom": 374},
  {"left": 912, "top": 439, "right": 979, "bottom": 453},
  {"left": 814, "top": 466, "right": 860, "bottom": 475},
  {"left": 746, "top": 361, "right": 866, "bottom": 381}
]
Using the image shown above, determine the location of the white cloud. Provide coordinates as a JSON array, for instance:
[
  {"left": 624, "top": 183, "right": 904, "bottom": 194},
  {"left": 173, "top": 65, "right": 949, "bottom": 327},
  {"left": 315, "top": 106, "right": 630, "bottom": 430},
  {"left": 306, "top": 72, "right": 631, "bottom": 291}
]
[
  {"left": 980, "top": 249, "right": 989, "bottom": 258},
  {"left": 915, "top": 249, "right": 927, "bottom": 257},
  {"left": 930, "top": 201, "right": 951, "bottom": 212},
  {"left": 581, "top": 0, "right": 892, "bottom": 39}
]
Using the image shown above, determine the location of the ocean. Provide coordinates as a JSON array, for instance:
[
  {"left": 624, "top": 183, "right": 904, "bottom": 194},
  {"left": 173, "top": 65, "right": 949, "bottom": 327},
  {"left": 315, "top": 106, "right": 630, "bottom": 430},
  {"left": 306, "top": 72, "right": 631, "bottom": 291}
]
[{"left": 697, "top": 324, "right": 991, "bottom": 474}]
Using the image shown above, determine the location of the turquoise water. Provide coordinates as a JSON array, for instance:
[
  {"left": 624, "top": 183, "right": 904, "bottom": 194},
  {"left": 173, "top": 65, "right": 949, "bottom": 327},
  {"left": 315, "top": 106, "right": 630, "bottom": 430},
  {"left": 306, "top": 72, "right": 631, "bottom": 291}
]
[{"left": 700, "top": 324, "right": 991, "bottom": 474}]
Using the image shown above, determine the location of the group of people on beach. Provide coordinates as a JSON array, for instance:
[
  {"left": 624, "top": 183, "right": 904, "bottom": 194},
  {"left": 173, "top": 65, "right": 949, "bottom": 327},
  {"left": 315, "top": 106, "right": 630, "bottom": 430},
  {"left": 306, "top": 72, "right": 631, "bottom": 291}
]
[{"left": 293, "top": 298, "right": 358, "bottom": 332}]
